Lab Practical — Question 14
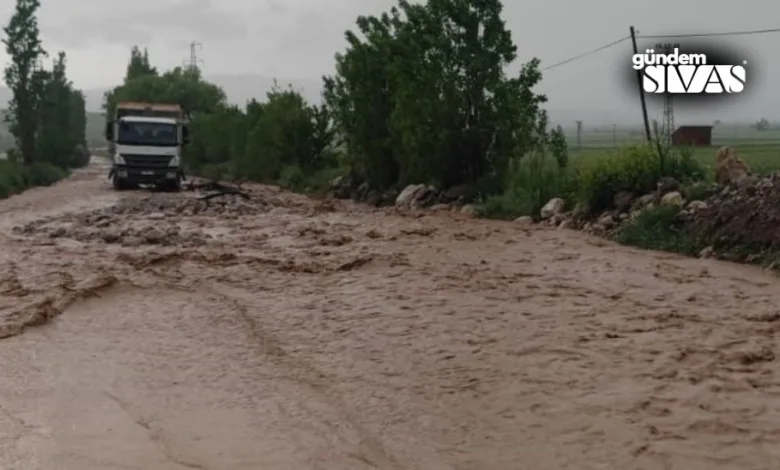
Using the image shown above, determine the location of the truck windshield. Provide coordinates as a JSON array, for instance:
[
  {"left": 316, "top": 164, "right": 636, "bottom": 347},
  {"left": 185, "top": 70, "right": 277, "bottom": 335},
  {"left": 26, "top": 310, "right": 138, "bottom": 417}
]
[{"left": 117, "top": 121, "right": 178, "bottom": 146}]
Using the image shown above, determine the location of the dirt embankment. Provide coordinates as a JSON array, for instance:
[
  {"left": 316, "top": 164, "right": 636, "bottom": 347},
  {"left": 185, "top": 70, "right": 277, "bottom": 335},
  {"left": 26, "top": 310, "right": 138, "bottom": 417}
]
[{"left": 1, "top": 158, "right": 780, "bottom": 469}]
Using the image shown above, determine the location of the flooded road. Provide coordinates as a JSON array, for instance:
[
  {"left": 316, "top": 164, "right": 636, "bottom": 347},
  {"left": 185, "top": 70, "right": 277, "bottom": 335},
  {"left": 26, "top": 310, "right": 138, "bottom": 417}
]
[{"left": 1, "top": 158, "right": 779, "bottom": 469}]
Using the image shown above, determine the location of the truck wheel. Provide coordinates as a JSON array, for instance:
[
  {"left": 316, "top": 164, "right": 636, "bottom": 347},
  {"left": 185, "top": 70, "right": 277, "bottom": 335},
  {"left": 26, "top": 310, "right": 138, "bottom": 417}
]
[
  {"left": 112, "top": 176, "right": 128, "bottom": 190},
  {"left": 166, "top": 179, "right": 181, "bottom": 192}
]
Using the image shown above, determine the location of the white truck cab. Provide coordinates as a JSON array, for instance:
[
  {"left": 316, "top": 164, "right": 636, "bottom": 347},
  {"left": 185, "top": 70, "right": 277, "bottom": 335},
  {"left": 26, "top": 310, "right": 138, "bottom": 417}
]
[{"left": 106, "top": 102, "right": 189, "bottom": 191}]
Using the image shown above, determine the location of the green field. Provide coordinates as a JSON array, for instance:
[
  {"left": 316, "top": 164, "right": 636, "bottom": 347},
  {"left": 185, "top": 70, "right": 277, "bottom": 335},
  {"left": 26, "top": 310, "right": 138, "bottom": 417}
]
[{"left": 567, "top": 126, "right": 780, "bottom": 177}]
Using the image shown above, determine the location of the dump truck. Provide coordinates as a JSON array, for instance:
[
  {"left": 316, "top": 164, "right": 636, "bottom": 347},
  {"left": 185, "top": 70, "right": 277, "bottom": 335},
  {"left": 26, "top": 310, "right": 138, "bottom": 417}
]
[{"left": 105, "top": 101, "right": 189, "bottom": 190}]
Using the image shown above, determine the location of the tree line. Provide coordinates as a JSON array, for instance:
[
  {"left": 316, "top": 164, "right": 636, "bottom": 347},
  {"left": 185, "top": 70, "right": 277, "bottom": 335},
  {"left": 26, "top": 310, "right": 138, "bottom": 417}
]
[
  {"left": 2, "top": 0, "right": 698, "bottom": 221},
  {"left": 1, "top": 0, "right": 89, "bottom": 193},
  {"left": 104, "top": 0, "right": 570, "bottom": 205}
]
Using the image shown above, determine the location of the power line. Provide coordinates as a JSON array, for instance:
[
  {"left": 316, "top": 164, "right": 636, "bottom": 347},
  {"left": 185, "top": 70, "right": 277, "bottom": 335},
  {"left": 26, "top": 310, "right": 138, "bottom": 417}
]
[
  {"left": 541, "top": 26, "right": 780, "bottom": 73},
  {"left": 638, "top": 27, "right": 780, "bottom": 39},
  {"left": 542, "top": 36, "right": 629, "bottom": 71}
]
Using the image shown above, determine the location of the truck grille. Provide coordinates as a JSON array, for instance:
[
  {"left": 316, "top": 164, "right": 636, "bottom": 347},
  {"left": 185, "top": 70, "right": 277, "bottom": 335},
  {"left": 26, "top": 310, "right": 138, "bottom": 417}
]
[{"left": 121, "top": 154, "right": 172, "bottom": 168}]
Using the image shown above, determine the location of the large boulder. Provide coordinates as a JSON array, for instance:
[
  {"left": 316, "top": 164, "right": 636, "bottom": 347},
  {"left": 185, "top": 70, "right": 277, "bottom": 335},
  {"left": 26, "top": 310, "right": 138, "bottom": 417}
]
[
  {"left": 613, "top": 191, "right": 634, "bottom": 213},
  {"left": 714, "top": 146, "right": 751, "bottom": 185},
  {"left": 660, "top": 191, "right": 684, "bottom": 206},
  {"left": 396, "top": 184, "right": 429, "bottom": 207},
  {"left": 540, "top": 198, "right": 565, "bottom": 219}
]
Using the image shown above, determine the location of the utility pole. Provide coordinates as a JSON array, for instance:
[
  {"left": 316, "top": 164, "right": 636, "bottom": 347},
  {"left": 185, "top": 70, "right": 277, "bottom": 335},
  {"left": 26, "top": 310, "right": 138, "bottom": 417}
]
[
  {"left": 575, "top": 120, "right": 583, "bottom": 149},
  {"left": 630, "top": 26, "right": 652, "bottom": 144}
]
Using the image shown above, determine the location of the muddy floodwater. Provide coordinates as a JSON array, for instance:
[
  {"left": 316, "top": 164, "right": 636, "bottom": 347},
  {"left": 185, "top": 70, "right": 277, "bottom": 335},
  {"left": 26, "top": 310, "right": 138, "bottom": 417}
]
[{"left": 1, "top": 158, "right": 779, "bottom": 469}]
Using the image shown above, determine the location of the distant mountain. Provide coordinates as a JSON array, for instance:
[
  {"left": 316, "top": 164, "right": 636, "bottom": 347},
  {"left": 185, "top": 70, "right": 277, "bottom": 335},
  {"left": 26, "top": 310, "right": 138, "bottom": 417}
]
[{"left": 207, "top": 74, "right": 324, "bottom": 107}]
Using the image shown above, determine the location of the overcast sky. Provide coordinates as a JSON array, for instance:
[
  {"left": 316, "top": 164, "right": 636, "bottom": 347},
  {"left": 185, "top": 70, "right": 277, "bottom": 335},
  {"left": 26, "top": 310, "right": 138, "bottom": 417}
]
[{"left": 0, "top": 0, "right": 777, "bottom": 123}]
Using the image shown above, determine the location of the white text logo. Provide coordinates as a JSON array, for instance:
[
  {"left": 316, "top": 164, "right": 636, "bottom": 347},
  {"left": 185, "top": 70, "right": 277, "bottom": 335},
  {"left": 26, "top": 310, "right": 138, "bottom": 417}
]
[{"left": 632, "top": 48, "right": 746, "bottom": 94}]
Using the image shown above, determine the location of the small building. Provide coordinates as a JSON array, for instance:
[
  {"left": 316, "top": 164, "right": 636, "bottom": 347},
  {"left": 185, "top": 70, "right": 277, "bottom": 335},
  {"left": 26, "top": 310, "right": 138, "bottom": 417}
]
[{"left": 672, "top": 125, "right": 713, "bottom": 146}]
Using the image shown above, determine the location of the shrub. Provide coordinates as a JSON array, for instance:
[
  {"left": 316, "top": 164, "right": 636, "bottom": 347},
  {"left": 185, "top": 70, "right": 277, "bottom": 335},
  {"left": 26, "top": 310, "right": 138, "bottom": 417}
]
[
  {"left": 575, "top": 144, "right": 705, "bottom": 214},
  {"left": 26, "top": 162, "right": 68, "bottom": 186},
  {"left": 614, "top": 205, "right": 701, "bottom": 255},
  {"left": 70, "top": 144, "right": 90, "bottom": 168},
  {"left": 279, "top": 165, "right": 306, "bottom": 191},
  {"left": 479, "top": 149, "right": 572, "bottom": 219},
  {"left": 301, "top": 166, "right": 347, "bottom": 194},
  {"left": 0, "top": 161, "right": 68, "bottom": 199}
]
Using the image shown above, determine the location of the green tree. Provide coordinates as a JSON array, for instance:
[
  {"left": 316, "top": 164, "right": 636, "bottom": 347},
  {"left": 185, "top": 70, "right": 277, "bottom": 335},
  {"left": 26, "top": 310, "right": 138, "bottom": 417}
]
[
  {"left": 37, "top": 52, "right": 70, "bottom": 167},
  {"left": 125, "top": 46, "right": 157, "bottom": 81},
  {"left": 104, "top": 48, "right": 333, "bottom": 185},
  {"left": 103, "top": 45, "right": 160, "bottom": 117},
  {"left": 104, "top": 51, "right": 226, "bottom": 120},
  {"left": 2, "top": 0, "right": 47, "bottom": 164},
  {"left": 236, "top": 83, "right": 334, "bottom": 181},
  {"left": 324, "top": 0, "right": 549, "bottom": 191},
  {"left": 33, "top": 51, "right": 88, "bottom": 168},
  {"left": 323, "top": 13, "right": 399, "bottom": 189},
  {"left": 549, "top": 124, "right": 568, "bottom": 169},
  {"left": 68, "top": 89, "right": 89, "bottom": 167}
]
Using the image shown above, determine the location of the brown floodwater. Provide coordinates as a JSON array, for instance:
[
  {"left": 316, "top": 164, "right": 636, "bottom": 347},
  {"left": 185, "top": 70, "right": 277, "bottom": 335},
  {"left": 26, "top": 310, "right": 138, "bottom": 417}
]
[{"left": 0, "top": 158, "right": 779, "bottom": 469}]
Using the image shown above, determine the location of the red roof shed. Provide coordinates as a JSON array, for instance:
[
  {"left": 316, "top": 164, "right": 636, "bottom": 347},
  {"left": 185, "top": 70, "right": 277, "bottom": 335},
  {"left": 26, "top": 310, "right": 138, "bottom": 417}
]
[{"left": 672, "top": 125, "right": 713, "bottom": 146}]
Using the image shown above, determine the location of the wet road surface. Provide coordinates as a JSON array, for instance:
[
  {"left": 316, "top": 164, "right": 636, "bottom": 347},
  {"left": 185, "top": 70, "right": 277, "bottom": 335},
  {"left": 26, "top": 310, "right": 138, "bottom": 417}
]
[{"left": 1, "top": 158, "right": 780, "bottom": 469}]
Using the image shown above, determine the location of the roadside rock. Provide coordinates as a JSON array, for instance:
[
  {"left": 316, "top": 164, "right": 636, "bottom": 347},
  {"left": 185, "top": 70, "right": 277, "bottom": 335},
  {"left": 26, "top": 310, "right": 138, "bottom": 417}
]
[
  {"left": 540, "top": 198, "right": 565, "bottom": 219},
  {"left": 439, "top": 185, "right": 471, "bottom": 204},
  {"left": 411, "top": 185, "right": 438, "bottom": 208},
  {"left": 597, "top": 212, "right": 615, "bottom": 229},
  {"left": 660, "top": 191, "right": 684, "bottom": 206},
  {"left": 430, "top": 204, "right": 451, "bottom": 212},
  {"left": 613, "top": 191, "right": 634, "bottom": 213},
  {"left": 656, "top": 177, "right": 680, "bottom": 196},
  {"left": 330, "top": 174, "right": 353, "bottom": 199},
  {"left": 396, "top": 184, "right": 428, "bottom": 207},
  {"left": 631, "top": 194, "right": 655, "bottom": 212},
  {"left": 687, "top": 200, "right": 708, "bottom": 212},
  {"left": 698, "top": 245, "right": 715, "bottom": 259},
  {"left": 460, "top": 204, "right": 478, "bottom": 217},
  {"left": 558, "top": 219, "right": 576, "bottom": 230}
]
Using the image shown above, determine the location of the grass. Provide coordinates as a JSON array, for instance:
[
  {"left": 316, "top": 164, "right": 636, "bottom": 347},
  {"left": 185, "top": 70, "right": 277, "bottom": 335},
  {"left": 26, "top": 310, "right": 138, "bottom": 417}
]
[
  {"left": 613, "top": 205, "right": 702, "bottom": 255},
  {"left": 568, "top": 135, "right": 780, "bottom": 178}
]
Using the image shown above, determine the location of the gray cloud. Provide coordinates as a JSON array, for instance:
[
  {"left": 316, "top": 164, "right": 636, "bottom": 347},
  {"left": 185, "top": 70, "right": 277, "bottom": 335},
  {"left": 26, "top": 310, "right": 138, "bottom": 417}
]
[
  {"left": 0, "top": 0, "right": 777, "bottom": 122},
  {"left": 43, "top": 0, "right": 248, "bottom": 48}
]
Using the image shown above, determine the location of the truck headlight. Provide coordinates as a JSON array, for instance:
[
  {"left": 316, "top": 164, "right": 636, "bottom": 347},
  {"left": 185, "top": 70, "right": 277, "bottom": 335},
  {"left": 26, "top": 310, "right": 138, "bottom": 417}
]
[
  {"left": 169, "top": 156, "right": 180, "bottom": 166},
  {"left": 114, "top": 154, "right": 125, "bottom": 164}
]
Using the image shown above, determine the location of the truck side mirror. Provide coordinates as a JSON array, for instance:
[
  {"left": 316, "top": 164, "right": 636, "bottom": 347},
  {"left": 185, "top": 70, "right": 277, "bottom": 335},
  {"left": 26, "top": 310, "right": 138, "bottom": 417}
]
[{"left": 105, "top": 121, "right": 113, "bottom": 140}]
